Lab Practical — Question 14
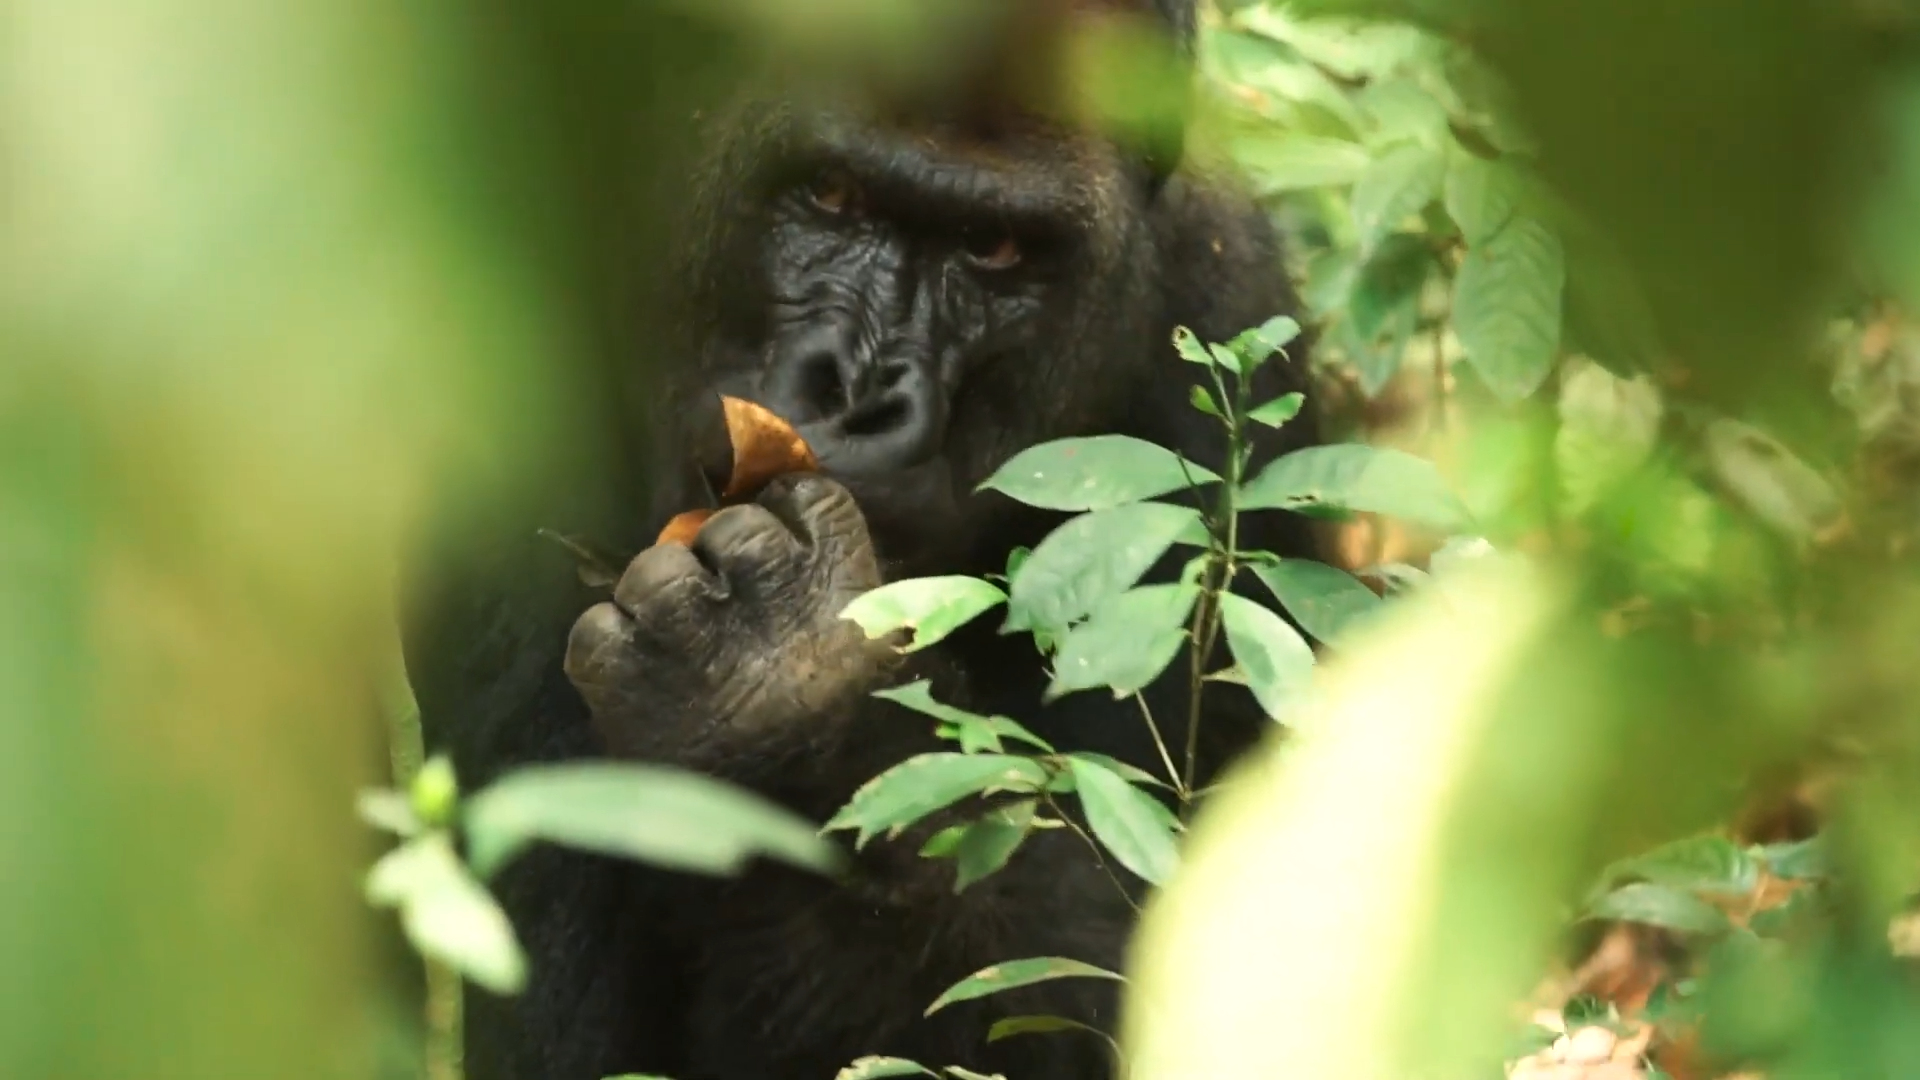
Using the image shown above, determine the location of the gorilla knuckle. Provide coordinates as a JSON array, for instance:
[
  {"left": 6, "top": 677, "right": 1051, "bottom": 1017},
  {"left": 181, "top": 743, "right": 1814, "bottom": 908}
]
[
  {"left": 613, "top": 542, "right": 714, "bottom": 617},
  {"left": 562, "top": 601, "right": 635, "bottom": 689},
  {"left": 695, "top": 503, "right": 802, "bottom": 569}
]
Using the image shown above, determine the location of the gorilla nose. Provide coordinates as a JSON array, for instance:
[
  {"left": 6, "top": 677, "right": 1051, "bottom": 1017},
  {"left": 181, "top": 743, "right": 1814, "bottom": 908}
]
[{"left": 765, "top": 335, "right": 945, "bottom": 473}]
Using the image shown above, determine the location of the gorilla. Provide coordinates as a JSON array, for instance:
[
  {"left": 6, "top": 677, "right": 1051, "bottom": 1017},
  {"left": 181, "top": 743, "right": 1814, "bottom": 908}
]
[{"left": 400, "top": 3, "right": 1327, "bottom": 1079}]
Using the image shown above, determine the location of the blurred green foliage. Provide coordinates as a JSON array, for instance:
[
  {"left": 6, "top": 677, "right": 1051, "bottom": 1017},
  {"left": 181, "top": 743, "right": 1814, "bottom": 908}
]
[{"left": 11, "top": 0, "right": 1920, "bottom": 1078}]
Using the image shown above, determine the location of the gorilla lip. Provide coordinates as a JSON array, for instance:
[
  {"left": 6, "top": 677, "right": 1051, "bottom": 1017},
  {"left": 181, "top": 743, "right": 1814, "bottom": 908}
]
[{"left": 654, "top": 394, "right": 822, "bottom": 548}]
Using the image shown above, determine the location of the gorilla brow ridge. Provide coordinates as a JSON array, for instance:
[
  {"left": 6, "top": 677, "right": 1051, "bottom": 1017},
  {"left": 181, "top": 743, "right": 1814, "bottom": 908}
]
[{"left": 799, "top": 112, "right": 1106, "bottom": 233}]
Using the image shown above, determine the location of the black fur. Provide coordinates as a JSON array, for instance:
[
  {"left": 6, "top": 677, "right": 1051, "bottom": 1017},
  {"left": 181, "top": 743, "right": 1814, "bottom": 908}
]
[{"left": 400, "top": 8, "right": 1325, "bottom": 1080}]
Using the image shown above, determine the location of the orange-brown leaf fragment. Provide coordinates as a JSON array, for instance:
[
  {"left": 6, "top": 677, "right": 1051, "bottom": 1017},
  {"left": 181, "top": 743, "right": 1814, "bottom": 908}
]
[
  {"left": 655, "top": 509, "right": 714, "bottom": 548},
  {"left": 651, "top": 396, "right": 818, "bottom": 548},
  {"left": 721, "top": 395, "right": 818, "bottom": 497}
]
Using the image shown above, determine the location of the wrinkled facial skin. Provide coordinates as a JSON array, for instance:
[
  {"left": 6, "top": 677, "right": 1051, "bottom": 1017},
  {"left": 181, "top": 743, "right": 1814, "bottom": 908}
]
[{"left": 674, "top": 105, "right": 1154, "bottom": 577}]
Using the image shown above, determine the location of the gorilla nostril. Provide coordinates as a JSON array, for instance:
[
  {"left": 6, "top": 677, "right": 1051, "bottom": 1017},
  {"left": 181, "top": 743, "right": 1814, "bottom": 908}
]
[{"left": 796, "top": 353, "right": 848, "bottom": 418}]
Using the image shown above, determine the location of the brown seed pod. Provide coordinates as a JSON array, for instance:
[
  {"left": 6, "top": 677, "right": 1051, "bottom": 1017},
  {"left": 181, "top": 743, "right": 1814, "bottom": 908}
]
[{"left": 653, "top": 395, "right": 819, "bottom": 547}]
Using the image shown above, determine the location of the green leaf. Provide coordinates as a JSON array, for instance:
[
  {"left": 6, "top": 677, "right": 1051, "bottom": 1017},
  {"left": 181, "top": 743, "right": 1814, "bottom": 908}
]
[
  {"left": 356, "top": 788, "right": 422, "bottom": 838},
  {"left": 1045, "top": 584, "right": 1199, "bottom": 702},
  {"left": 1189, "top": 384, "right": 1221, "bottom": 417},
  {"left": 1171, "top": 326, "right": 1216, "bottom": 367},
  {"left": 953, "top": 799, "right": 1039, "bottom": 891},
  {"left": 925, "top": 956, "right": 1124, "bottom": 1016},
  {"left": 1444, "top": 145, "right": 1521, "bottom": 245},
  {"left": 920, "top": 824, "right": 967, "bottom": 858},
  {"left": 835, "top": 1057, "right": 939, "bottom": 1080},
  {"left": 1228, "top": 315, "right": 1304, "bottom": 370},
  {"left": 1065, "top": 751, "right": 1176, "bottom": 791},
  {"left": 1347, "top": 232, "right": 1434, "bottom": 341},
  {"left": 1587, "top": 882, "right": 1734, "bottom": 937},
  {"left": 1218, "top": 593, "right": 1316, "bottom": 723},
  {"left": 461, "top": 763, "right": 838, "bottom": 879},
  {"left": 1453, "top": 213, "right": 1565, "bottom": 402},
  {"left": 1755, "top": 835, "right": 1829, "bottom": 881},
  {"left": 1007, "top": 502, "right": 1202, "bottom": 633},
  {"left": 410, "top": 755, "right": 460, "bottom": 828},
  {"left": 841, "top": 576, "right": 1006, "bottom": 652},
  {"left": 1247, "top": 392, "right": 1306, "bottom": 430},
  {"left": 1594, "top": 835, "right": 1760, "bottom": 899},
  {"left": 874, "top": 681, "right": 1055, "bottom": 755},
  {"left": 366, "top": 833, "right": 527, "bottom": 996},
  {"left": 1239, "top": 444, "right": 1469, "bottom": 532},
  {"left": 1252, "top": 560, "right": 1384, "bottom": 646},
  {"left": 826, "top": 754, "right": 1050, "bottom": 848},
  {"left": 979, "top": 436, "right": 1221, "bottom": 512},
  {"left": 1234, "top": 132, "right": 1372, "bottom": 193},
  {"left": 1349, "top": 142, "right": 1444, "bottom": 252},
  {"left": 986, "top": 1014, "right": 1112, "bottom": 1045},
  {"left": 1068, "top": 758, "right": 1181, "bottom": 885}
]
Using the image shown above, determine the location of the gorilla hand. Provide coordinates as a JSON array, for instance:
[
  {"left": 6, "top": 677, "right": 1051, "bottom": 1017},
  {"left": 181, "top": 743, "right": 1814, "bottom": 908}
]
[{"left": 564, "top": 473, "right": 903, "bottom": 765}]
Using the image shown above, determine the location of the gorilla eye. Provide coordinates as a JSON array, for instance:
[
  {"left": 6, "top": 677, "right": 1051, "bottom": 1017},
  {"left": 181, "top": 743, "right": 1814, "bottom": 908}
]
[
  {"left": 806, "top": 170, "right": 859, "bottom": 216},
  {"left": 962, "top": 226, "right": 1022, "bottom": 272}
]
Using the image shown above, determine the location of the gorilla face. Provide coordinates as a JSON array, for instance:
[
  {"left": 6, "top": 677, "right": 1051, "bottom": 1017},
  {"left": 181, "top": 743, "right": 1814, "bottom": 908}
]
[{"left": 675, "top": 103, "right": 1163, "bottom": 572}]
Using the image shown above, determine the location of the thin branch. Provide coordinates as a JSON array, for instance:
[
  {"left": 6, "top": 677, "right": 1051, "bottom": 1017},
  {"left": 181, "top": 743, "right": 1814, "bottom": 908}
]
[
  {"left": 1045, "top": 793, "right": 1141, "bottom": 913},
  {"left": 1133, "top": 692, "right": 1187, "bottom": 800}
]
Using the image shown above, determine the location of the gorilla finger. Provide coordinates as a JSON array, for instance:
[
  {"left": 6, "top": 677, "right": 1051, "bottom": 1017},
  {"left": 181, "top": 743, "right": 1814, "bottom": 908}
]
[
  {"left": 613, "top": 542, "right": 719, "bottom": 616},
  {"left": 756, "top": 473, "right": 875, "bottom": 565},
  {"left": 563, "top": 601, "right": 637, "bottom": 692},
  {"left": 692, "top": 503, "right": 805, "bottom": 576}
]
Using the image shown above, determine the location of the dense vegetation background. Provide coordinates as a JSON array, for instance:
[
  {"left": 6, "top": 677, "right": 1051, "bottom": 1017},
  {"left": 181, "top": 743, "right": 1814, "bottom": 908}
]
[{"left": 6, "top": 2, "right": 1920, "bottom": 1079}]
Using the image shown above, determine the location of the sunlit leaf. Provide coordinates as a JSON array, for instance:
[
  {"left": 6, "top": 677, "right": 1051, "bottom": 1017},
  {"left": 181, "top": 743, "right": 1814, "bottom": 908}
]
[
  {"left": 826, "top": 754, "right": 1050, "bottom": 848},
  {"left": 1592, "top": 835, "right": 1759, "bottom": 899},
  {"left": 366, "top": 834, "right": 527, "bottom": 995},
  {"left": 1066, "top": 752, "right": 1177, "bottom": 792},
  {"left": 1247, "top": 393, "right": 1306, "bottom": 430},
  {"left": 953, "top": 799, "right": 1039, "bottom": 891},
  {"left": 987, "top": 1014, "right": 1111, "bottom": 1044},
  {"left": 1453, "top": 213, "right": 1565, "bottom": 403},
  {"left": 1172, "top": 326, "right": 1217, "bottom": 367},
  {"left": 1008, "top": 503, "right": 1203, "bottom": 633},
  {"left": 1755, "top": 835, "right": 1829, "bottom": 881},
  {"left": 841, "top": 576, "right": 1006, "bottom": 652},
  {"left": 1190, "top": 385, "right": 1222, "bottom": 417},
  {"left": 1444, "top": 146, "right": 1521, "bottom": 245},
  {"left": 1253, "top": 560, "right": 1384, "bottom": 646},
  {"left": 835, "top": 1056, "right": 939, "bottom": 1080},
  {"left": 356, "top": 789, "right": 422, "bottom": 838},
  {"left": 979, "top": 436, "right": 1221, "bottom": 512},
  {"left": 875, "top": 681, "right": 1055, "bottom": 755},
  {"left": 462, "top": 763, "right": 838, "bottom": 879},
  {"left": 1068, "top": 757, "right": 1182, "bottom": 885},
  {"left": 1350, "top": 142, "right": 1444, "bottom": 253},
  {"left": 1233, "top": 132, "right": 1372, "bottom": 193},
  {"left": 1218, "top": 594, "right": 1316, "bottom": 722},
  {"left": 1229, "top": 315, "right": 1304, "bottom": 370},
  {"left": 1587, "top": 882, "right": 1733, "bottom": 937},
  {"left": 925, "top": 956, "right": 1125, "bottom": 1016},
  {"left": 1046, "top": 584, "right": 1199, "bottom": 701},
  {"left": 1239, "top": 444, "right": 1469, "bottom": 532}
]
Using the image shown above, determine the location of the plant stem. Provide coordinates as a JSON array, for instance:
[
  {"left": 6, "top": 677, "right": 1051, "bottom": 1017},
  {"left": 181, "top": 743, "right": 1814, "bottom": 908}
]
[
  {"left": 1182, "top": 367, "right": 1249, "bottom": 799},
  {"left": 1045, "top": 793, "right": 1142, "bottom": 912},
  {"left": 381, "top": 657, "right": 464, "bottom": 1080},
  {"left": 1133, "top": 693, "right": 1187, "bottom": 800}
]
